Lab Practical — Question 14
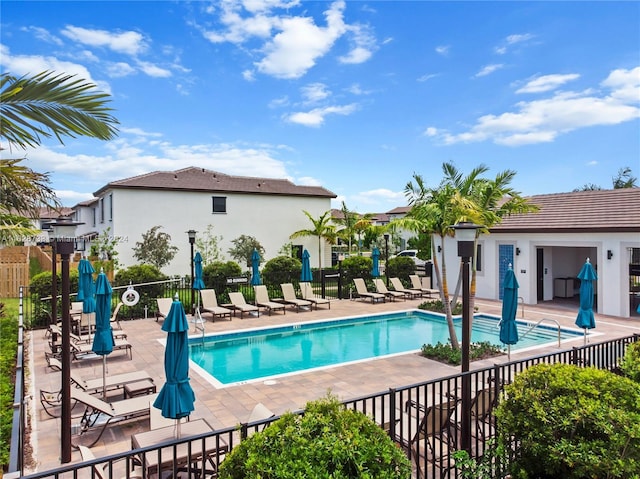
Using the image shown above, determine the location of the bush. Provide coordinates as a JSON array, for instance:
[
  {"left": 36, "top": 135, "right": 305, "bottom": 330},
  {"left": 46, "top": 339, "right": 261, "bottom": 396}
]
[
  {"left": 202, "top": 261, "right": 243, "bottom": 303},
  {"left": 218, "top": 395, "right": 412, "bottom": 479},
  {"left": 0, "top": 302, "right": 18, "bottom": 467},
  {"left": 418, "top": 299, "right": 462, "bottom": 315},
  {"left": 341, "top": 255, "right": 373, "bottom": 295},
  {"left": 620, "top": 341, "right": 640, "bottom": 382},
  {"left": 261, "top": 256, "right": 301, "bottom": 289},
  {"left": 496, "top": 363, "right": 640, "bottom": 479},
  {"left": 114, "top": 265, "right": 168, "bottom": 318},
  {"left": 421, "top": 341, "right": 502, "bottom": 365},
  {"left": 386, "top": 256, "right": 415, "bottom": 279},
  {"left": 29, "top": 269, "right": 80, "bottom": 328}
]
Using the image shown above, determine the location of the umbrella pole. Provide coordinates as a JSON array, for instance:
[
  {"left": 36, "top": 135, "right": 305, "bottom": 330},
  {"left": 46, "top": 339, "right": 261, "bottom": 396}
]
[
  {"left": 584, "top": 328, "right": 587, "bottom": 345},
  {"left": 176, "top": 419, "right": 181, "bottom": 438},
  {"left": 507, "top": 345, "right": 511, "bottom": 362},
  {"left": 102, "top": 356, "right": 107, "bottom": 399}
]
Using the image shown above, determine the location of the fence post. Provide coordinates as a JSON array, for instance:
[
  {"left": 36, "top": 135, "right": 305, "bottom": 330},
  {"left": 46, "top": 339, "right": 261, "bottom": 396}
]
[{"left": 388, "top": 388, "right": 396, "bottom": 441}]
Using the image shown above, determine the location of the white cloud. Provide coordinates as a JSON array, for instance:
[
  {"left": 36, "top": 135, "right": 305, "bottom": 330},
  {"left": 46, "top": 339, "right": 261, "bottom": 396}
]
[
  {"left": 417, "top": 73, "right": 439, "bottom": 82},
  {"left": 0, "top": 44, "right": 111, "bottom": 93},
  {"left": 516, "top": 73, "right": 580, "bottom": 93},
  {"left": 435, "top": 45, "right": 450, "bottom": 56},
  {"left": 352, "top": 188, "right": 405, "bottom": 207},
  {"left": 430, "top": 67, "right": 640, "bottom": 146},
  {"left": 136, "top": 60, "right": 172, "bottom": 78},
  {"left": 587, "top": 160, "right": 598, "bottom": 166},
  {"left": 22, "top": 26, "right": 63, "bottom": 45},
  {"left": 423, "top": 127, "right": 439, "bottom": 137},
  {"left": 61, "top": 25, "right": 148, "bottom": 56},
  {"left": 475, "top": 64, "right": 504, "bottom": 77},
  {"left": 339, "top": 23, "right": 376, "bottom": 64},
  {"left": 296, "top": 176, "right": 322, "bottom": 186},
  {"left": 286, "top": 104, "right": 357, "bottom": 127},
  {"left": 106, "top": 62, "right": 136, "bottom": 78},
  {"left": 301, "top": 82, "right": 330, "bottom": 103},
  {"left": 495, "top": 33, "right": 535, "bottom": 55},
  {"left": 347, "top": 83, "right": 372, "bottom": 95},
  {"left": 242, "top": 69, "right": 255, "bottom": 81},
  {"left": 268, "top": 95, "right": 289, "bottom": 108}
]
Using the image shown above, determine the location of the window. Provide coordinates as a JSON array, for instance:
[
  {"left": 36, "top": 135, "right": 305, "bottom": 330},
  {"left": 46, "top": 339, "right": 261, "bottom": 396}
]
[
  {"left": 212, "top": 196, "right": 226, "bottom": 213},
  {"left": 476, "top": 244, "right": 482, "bottom": 272},
  {"left": 92, "top": 208, "right": 96, "bottom": 227},
  {"left": 108, "top": 193, "right": 113, "bottom": 221},
  {"left": 99, "top": 198, "right": 104, "bottom": 223}
]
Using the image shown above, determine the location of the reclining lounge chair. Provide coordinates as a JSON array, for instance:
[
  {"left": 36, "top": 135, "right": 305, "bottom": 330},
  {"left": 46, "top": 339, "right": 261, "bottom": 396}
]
[
  {"left": 254, "top": 285, "right": 286, "bottom": 316},
  {"left": 280, "top": 283, "right": 312, "bottom": 312},
  {"left": 228, "top": 292, "right": 260, "bottom": 318},
  {"left": 300, "top": 282, "right": 330, "bottom": 310},
  {"left": 353, "top": 278, "right": 385, "bottom": 303},
  {"left": 390, "top": 277, "right": 423, "bottom": 299},
  {"left": 373, "top": 278, "right": 406, "bottom": 301},
  {"left": 200, "top": 289, "right": 233, "bottom": 321}
]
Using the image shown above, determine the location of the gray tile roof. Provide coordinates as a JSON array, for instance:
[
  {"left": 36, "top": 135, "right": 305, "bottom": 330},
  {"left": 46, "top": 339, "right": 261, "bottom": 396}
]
[
  {"left": 94, "top": 167, "right": 336, "bottom": 198},
  {"left": 491, "top": 188, "right": 640, "bottom": 233}
]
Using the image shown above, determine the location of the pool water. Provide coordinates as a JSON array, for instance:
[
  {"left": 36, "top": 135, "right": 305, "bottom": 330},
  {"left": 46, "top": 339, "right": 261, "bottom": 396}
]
[{"left": 189, "top": 310, "right": 582, "bottom": 386}]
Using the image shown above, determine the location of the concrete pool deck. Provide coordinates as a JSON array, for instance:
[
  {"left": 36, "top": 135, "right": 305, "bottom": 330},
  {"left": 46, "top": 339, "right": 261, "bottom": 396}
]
[{"left": 25, "top": 296, "right": 640, "bottom": 473}]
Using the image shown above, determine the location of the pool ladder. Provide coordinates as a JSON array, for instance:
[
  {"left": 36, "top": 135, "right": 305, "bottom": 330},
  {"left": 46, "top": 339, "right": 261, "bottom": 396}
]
[
  {"left": 192, "top": 308, "right": 206, "bottom": 341},
  {"left": 495, "top": 317, "right": 562, "bottom": 348}
]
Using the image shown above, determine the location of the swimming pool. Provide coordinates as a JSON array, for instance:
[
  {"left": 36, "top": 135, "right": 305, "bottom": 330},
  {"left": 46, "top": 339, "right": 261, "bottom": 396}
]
[{"left": 188, "top": 310, "right": 583, "bottom": 387}]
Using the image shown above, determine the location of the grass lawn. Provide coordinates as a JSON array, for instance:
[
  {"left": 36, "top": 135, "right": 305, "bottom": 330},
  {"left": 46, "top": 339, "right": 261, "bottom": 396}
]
[{"left": 0, "top": 297, "right": 20, "bottom": 468}]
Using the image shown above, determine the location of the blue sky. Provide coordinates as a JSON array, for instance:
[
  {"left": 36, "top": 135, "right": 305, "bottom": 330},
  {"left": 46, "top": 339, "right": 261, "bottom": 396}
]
[{"left": 1, "top": 1, "right": 639, "bottom": 213}]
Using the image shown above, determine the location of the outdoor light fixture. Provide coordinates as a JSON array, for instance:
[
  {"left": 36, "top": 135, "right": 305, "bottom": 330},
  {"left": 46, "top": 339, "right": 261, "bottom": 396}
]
[
  {"left": 437, "top": 245, "right": 442, "bottom": 253},
  {"left": 607, "top": 250, "right": 613, "bottom": 260},
  {"left": 187, "top": 230, "right": 197, "bottom": 314},
  {"left": 452, "top": 220, "right": 482, "bottom": 455},
  {"left": 383, "top": 233, "right": 390, "bottom": 287},
  {"left": 47, "top": 215, "right": 82, "bottom": 464},
  {"left": 516, "top": 247, "right": 521, "bottom": 256}
]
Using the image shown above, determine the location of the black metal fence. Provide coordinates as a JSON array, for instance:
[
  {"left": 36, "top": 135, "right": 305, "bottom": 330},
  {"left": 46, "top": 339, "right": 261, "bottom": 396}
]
[{"left": 9, "top": 313, "right": 637, "bottom": 479}]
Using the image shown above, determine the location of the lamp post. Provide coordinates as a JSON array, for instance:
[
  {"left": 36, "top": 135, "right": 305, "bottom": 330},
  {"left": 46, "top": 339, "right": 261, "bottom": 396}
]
[
  {"left": 48, "top": 216, "right": 82, "bottom": 464},
  {"left": 452, "top": 220, "right": 481, "bottom": 454},
  {"left": 383, "top": 233, "right": 390, "bottom": 286},
  {"left": 187, "top": 230, "right": 196, "bottom": 315},
  {"left": 50, "top": 240, "right": 57, "bottom": 329}
]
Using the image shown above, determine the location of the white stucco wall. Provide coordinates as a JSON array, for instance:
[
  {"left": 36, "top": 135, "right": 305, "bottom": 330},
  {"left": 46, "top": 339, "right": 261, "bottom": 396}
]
[
  {"left": 440, "top": 232, "right": 640, "bottom": 318},
  {"left": 93, "top": 188, "right": 332, "bottom": 276}
]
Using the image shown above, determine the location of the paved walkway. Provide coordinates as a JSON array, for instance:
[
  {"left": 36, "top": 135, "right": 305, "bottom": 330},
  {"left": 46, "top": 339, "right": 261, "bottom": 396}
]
[{"left": 25, "top": 295, "right": 640, "bottom": 473}]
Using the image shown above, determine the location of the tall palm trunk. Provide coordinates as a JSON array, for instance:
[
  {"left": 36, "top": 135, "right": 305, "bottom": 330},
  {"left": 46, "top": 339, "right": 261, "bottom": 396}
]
[{"left": 433, "top": 234, "right": 460, "bottom": 350}]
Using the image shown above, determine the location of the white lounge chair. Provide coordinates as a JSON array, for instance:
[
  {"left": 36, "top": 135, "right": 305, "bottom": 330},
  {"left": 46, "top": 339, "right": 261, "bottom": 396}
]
[
  {"left": 410, "top": 274, "right": 439, "bottom": 298},
  {"left": 390, "top": 277, "right": 423, "bottom": 299},
  {"left": 353, "top": 278, "right": 385, "bottom": 303},
  {"left": 300, "top": 282, "right": 330, "bottom": 310},
  {"left": 280, "top": 283, "right": 312, "bottom": 312},
  {"left": 254, "top": 285, "right": 286, "bottom": 315},
  {"left": 228, "top": 292, "right": 260, "bottom": 318},
  {"left": 373, "top": 278, "right": 405, "bottom": 301},
  {"left": 200, "top": 289, "right": 233, "bottom": 321},
  {"left": 155, "top": 297, "right": 173, "bottom": 322}
]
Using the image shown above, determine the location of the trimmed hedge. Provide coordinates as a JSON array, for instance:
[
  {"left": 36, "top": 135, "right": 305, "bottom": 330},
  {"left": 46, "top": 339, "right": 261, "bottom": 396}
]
[
  {"left": 218, "top": 395, "right": 411, "bottom": 479},
  {"left": 496, "top": 363, "right": 640, "bottom": 478}
]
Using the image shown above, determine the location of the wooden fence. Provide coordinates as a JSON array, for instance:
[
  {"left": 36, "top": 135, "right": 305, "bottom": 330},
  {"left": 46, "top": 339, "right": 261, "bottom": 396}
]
[{"left": 0, "top": 246, "right": 55, "bottom": 297}]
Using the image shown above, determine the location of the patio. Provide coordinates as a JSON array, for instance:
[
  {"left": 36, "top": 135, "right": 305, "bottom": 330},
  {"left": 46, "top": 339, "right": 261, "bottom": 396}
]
[{"left": 25, "top": 296, "right": 640, "bottom": 474}]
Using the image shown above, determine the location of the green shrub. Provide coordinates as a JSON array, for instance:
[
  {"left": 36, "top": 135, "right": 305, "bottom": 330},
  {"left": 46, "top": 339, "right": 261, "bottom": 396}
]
[
  {"left": 421, "top": 341, "right": 502, "bottom": 365},
  {"left": 0, "top": 302, "right": 18, "bottom": 467},
  {"left": 386, "top": 256, "right": 415, "bottom": 279},
  {"left": 29, "top": 269, "right": 80, "bottom": 328},
  {"left": 114, "top": 265, "right": 168, "bottom": 318},
  {"left": 202, "top": 261, "right": 243, "bottom": 302},
  {"left": 261, "top": 256, "right": 301, "bottom": 289},
  {"left": 341, "top": 255, "right": 373, "bottom": 295},
  {"left": 218, "top": 395, "right": 411, "bottom": 479},
  {"left": 418, "top": 299, "right": 462, "bottom": 315},
  {"left": 620, "top": 341, "right": 640, "bottom": 382},
  {"left": 496, "top": 363, "right": 640, "bottom": 479}
]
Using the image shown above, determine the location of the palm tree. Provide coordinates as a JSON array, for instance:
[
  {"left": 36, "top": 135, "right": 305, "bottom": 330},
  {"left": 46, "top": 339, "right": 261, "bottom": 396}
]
[
  {"left": 289, "top": 210, "right": 337, "bottom": 271},
  {"left": 0, "top": 71, "right": 119, "bottom": 242}
]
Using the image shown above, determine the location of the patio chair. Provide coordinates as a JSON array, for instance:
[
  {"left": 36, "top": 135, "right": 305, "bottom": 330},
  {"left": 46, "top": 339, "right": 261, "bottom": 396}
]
[
  {"left": 280, "top": 283, "right": 312, "bottom": 312},
  {"left": 78, "top": 446, "right": 142, "bottom": 479},
  {"left": 447, "top": 386, "right": 500, "bottom": 441},
  {"left": 72, "top": 389, "right": 158, "bottom": 447},
  {"left": 245, "top": 402, "right": 276, "bottom": 433},
  {"left": 228, "top": 292, "right": 260, "bottom": 318},
  {"left": 410, "top": 274, "right": 439, "bottom": 298},
  {"left": 300, "top": 282, "right": 330, "bottom": 310},
  {"left": 47, "top": 356, "right": 153, "bottom": 396},
  {"left": 71, "top": 336, "right": 133, "bottom": 360},
  {"left": 155, "top": 297, "right": 173, "bottom": 322},
  {"left": 109, "top": 302, "right": 124, "bottom": 331},
  {"left": 353, "top": 278, "right": 385, "bottom": 303},
  {"left": 390, "top": 277, "right": 423, "bottom": 299},
  {"left": 48, "top": 323, "right": 127, "bottom": 344},
  {"left": 200, "top": 289, "right": 233, "bottom": 321},
  {"left": 254, "top": 285, "right": 286, "bottom": 316},
  {"left": 373, "top": 278, "right": 405, "bottom": 301},
  {"left": 404, "top": 398, "right": 460, "bottom": 479}
]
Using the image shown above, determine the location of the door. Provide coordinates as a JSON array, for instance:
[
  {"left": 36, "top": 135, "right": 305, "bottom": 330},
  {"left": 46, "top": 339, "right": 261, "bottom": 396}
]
[
  {"left": 536, "top": 248, "right": 544, "bottom": 301},
  {"left": 498, "top": 244, "right": 515, "bottom": 300}
]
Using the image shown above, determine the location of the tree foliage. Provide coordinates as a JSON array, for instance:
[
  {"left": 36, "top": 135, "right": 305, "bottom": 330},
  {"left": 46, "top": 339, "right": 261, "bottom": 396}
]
[
  {"left": 195, "top": 224, "right": 223, "bottom": 266},
  {"left": 496, "top": 363, "right": 640, "bottom": 478},
  {"left": 0, "top": 71, "right": 119, "bottom": 243},
  {"left": 262, "top": 256, "right": 302, "bottom": 288},
  {"left": 219, "top": 394, "right": 412, "bottom": 479},
  {"left": 132, "top": 225, "right": 178, "bottom": 270},
  {"left": 228, "top": 235, "right": 264, "bottom": 268},
  {"left": 290, "top": 210, "right": 336, "bottom": 271}
]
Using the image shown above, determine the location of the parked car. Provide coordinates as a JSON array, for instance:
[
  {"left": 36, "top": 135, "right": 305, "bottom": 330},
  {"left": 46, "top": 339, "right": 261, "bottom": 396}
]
[{"left": 393, "top": 250, "right": 426, "bottom": 268}]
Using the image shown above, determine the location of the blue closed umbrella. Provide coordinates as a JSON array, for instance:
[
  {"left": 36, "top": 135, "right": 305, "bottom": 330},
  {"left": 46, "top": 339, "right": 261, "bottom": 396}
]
[
  {"left": 92, "top": 269, "right": 114, "bottom": 398},
  {"left": 575, "top": 258, "right": 598, "bottom": 345},
  {"left": 250, "top": 249, "right": 261, "bottom": 286},
  {"left": 301, "top": 249, "right": 313, "bottom": 282},
  {"left": 77, "top": 258, "right": 96, "bottom": 337},
  {"left": 153, "top": 295, "right": 195, "bottom": 437},
  {"left": 499, "top": 266, "right": 519, "bottom": 361},
  {"left": 192, "top": 252, "right": 206, "bottom": 327},
  {"left": 371, "top": 247, "right": 380, "bottom": 277}
]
